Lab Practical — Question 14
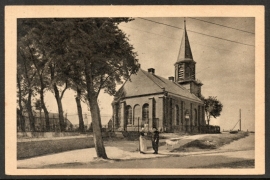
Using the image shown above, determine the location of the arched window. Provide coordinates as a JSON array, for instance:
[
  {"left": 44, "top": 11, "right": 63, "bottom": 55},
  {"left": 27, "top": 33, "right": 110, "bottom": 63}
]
[
  {"left": 175, "top": 105, "right": 179, "bottom": 125},
  {"left": 181, "top": 101, "right": 184, "bottom": 124},
  {"left": 185, "top": 109, "right": 190, "bottom": 126},
  {"left": 198, "top": 106, "right": 201, "bottom": 126},
  {"left": 202, "top": 106, "right": 205, "bottom": 125},
  {"left": 117, "top": 104, "right": 121, "bottom": 126},
  {"left": 133, "top": 105, "right": 140, "bottom": 125},
  {"left": 126, "top": 105, "right": 132, "bottom": 125},
  {"left": 142, "top": 103, "right": 149, "bottom": 121},
  {"left": 190, "top": 103, "right": 193, "bottom": 125}
]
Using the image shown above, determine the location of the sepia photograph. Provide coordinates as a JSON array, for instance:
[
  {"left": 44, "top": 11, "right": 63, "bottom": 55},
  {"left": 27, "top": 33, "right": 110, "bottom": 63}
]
[{"left": 5, "top": 6, "right": 265, "bottom": 175}]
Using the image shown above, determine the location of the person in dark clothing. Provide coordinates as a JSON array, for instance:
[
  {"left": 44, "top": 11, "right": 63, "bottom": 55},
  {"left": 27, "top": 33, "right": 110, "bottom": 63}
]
[{"left": 152, "top": 128, "right": 159, "bottom": 154}]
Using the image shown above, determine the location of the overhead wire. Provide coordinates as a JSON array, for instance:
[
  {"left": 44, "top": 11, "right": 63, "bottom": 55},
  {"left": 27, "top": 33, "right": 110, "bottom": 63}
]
[
  {"left": 188, "top": 17, "right": 255, "bottom": 34},
  {"left": 137, "top": 17, "right": 255, "bottom": 47},
  {"left": 119, "top": 24, "right": 252, "bottom": 56}
]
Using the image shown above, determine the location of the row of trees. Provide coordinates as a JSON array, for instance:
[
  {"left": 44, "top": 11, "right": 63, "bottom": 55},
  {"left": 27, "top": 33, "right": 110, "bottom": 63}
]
[{"left": 17, "top": 18, "right": 139, "bottom": 158}]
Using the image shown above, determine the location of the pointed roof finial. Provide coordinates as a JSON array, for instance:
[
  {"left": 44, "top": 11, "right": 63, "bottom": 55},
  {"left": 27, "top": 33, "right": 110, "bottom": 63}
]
[{"left": 176, "top": 17, "right": 194, "bottom": 62}]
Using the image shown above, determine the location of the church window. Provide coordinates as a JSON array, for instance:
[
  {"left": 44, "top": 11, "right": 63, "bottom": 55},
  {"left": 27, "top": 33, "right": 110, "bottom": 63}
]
[
  {"left": 190, "top": 103, "right": 193, "bottom": 125},
  {"left": 194, "top": 109, "right": 197, "bottom": 126},
  {"left": 126, "top": 106, "right": 132, "bottom": 125},
  {"left": 198, "top": 106, "right": 201, "bottom": 126},
  {"left": 142, "top": 104, "right": 149, "bottom": 122},
  {"left": 175, "top": 105, "right": 179, "bottom": 125},
  {"left": 133, "top": 105, "right": 140, "bottom": 125},
  {"left": 201, "top": 106, "right": 205, "bottom": 125},
  {"left": 180, "top": 101, "right": 184, "bottom": 124},
  {"left": 117, "top": 105, "right": 121, "bottom": 126}
]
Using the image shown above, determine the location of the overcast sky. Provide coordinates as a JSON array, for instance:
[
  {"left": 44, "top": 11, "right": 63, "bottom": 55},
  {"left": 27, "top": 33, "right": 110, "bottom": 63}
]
[{"left": 45, "top": 17, "right": 255, "bottom": 131}]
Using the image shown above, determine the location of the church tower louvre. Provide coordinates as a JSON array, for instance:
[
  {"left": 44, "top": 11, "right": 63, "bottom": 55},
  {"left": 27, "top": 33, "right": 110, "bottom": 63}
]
[{"left": 174, "top": 18, "right": 203, "bottom": 97}]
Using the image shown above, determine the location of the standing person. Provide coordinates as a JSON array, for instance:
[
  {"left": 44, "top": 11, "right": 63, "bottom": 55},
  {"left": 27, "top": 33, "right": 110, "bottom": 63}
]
[
  {"left": 152, "top": 127, "right": 159, "bottom": 154},
  {"left": 139, "top": 128, "right": 147, "bottom": 154}
]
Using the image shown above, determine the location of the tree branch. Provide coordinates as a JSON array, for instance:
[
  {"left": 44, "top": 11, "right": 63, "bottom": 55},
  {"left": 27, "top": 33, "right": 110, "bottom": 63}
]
[
  {"left": 96, "top": 67, "right": 122, "bottom": 97},
  {"left": 60, "top": 80, "right": 68, "bottom": 100},
  {"left": 19, "top": 49, "right": 37, "bottom": 86},
  {"left": 96, "top": 75, "right": 104, "bottom": 97}
]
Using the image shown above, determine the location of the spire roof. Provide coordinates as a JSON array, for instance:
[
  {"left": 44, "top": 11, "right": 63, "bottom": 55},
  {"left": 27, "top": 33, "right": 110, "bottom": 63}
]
[{"left": 177, "top": 18, "right": 194, "bottom": 62}]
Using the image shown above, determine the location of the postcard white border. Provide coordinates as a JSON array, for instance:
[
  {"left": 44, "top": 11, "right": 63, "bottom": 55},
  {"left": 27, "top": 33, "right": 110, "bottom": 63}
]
[{"left": 5, "top": 5, "right": 265, "bottom": 175}]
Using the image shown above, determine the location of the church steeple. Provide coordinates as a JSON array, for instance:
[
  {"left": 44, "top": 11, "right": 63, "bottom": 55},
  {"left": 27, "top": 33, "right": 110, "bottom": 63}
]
[
  {"left": 177, "top": 18, "right": 194, "bottom": 62},
  {"left": 174, "top": 18, "right": 203, "bottom": 98}
]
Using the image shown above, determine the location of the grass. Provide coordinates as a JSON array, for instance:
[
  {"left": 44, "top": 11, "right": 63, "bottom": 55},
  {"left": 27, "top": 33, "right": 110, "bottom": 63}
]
[
  {"left": 193, "top": 160, "right": 255, "bottom": 168},
  {"left": 17, "top": 137, "right": 95, "bottom": 160},
  {"left": 17, "top": 131, "right": 250, "bottom": 160},
  {"left": 104, "top": 132, "right": 250, "bottom": 153},
  {"left": 171, "top": 131, "right": 249, "bottom": 152}
]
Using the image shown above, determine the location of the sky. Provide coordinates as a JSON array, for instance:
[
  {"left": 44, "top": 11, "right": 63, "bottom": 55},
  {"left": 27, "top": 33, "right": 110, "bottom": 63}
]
[{"left": 44, "top": 17, "right": 255, "bottom": 131}]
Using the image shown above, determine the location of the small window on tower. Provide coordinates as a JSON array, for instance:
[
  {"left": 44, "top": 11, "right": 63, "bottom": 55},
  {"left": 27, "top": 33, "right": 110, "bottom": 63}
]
[
  {"left": 185, "top": 67, "right": 191, "bottom": 79},
  {"left": 178, "top": 64, "right": 184, "bottom": 79}
]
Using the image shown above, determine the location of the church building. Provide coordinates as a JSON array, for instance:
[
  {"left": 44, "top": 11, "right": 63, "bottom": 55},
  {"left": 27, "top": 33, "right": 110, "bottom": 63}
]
[{"left": 112, "top": 20, "right": 206, "bottom": 133}]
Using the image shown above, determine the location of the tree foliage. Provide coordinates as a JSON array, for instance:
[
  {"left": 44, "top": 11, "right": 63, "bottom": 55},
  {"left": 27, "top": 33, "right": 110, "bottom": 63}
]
[
  {"left": 203, "top": 96, "right": 223, "bottom": 125},
  {"left": 17, "top": 18, "right": 139, "bottom": 159}
]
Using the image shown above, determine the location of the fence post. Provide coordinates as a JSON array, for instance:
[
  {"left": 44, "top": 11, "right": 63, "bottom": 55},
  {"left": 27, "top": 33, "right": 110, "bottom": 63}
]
[
  {"left": 137, "top": 117, "right": 139, "bottom": 133},
  {"left": 148, "top": 118, "right": 149, "bottom": 132}
]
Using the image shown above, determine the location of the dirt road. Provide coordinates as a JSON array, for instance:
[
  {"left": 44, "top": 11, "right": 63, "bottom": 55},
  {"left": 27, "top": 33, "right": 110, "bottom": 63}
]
[{"left": 40, "top": 133, "right": 254, "bottom": 169}]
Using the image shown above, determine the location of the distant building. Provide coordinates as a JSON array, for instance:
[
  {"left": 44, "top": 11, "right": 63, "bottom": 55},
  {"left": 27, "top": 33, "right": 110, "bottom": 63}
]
[
  {"left": 112, "top": 20, "right": 206, "bottom": 133},
  {"left": 107, "top": 119, "right": 113, "bottom": 131},
  {"left": 17, "top": 110, "right": 73, "bottom": 132}
]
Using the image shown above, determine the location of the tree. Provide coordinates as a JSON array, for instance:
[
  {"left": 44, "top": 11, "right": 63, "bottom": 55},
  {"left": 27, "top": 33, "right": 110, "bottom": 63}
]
[
  {"left": 73, "top": 83, "right": 86, "bottom": 133},
  {"left": 66, "top": 18, "right": 139, "bottom": 159},
  {"left": 18, "top": 19, "right": 71, "bottom": 132},
  {"left": 18, "top": 19, "right": 52, "bottom": 131},
  {"left": 203, "top": 96, "right": 223, "bottom": 125},
  {"left": 17, "top": 32, "right": 40, "bottom": 132},
  {"left": 17, "top": 71, "right": 26, "bottom": 132},
  {"left": 63, "top": 56, "right": 87, "bottom": 133},
  {"left": 17, "top": 18, "right": 139, "bottom": 159}
]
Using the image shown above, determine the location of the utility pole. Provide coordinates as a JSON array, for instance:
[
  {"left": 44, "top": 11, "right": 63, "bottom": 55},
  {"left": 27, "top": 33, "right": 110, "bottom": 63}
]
[{"left": 239, "top": 109, "right": 241, "bottom": 131}]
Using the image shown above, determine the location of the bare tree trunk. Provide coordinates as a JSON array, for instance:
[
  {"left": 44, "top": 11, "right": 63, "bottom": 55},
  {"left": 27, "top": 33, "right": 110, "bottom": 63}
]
[
  {"left": 18, "top": 109, "right": 25, "bottom": 132},
  {"left": 88, "top": 95, "right": 107, "bottom": 159},
  {"left": 42, "top": 101, "right": 50, "bottom": 131},
  {"left": 17, "top": 75, "right": 25, "bottom": 132},
  {"left": 84, "top": 60, "right": 107, "bottom": 159},
  {"left": 20, "top": 51, "right": 35, "bottom": 131},
  {"left": 76, "top": 86, "right": 84, "bottom": 133},
  {"left": 27, "top": 90, "right": 35, "bottom": 131},
  {"left": 40, "top": 77, "right": 50, "bottom": 131},
  {"left": 27, "top": 45, "right": 51, "bottom": 131},
  {"left": 53, "top": 83, "right": 65, "bottom": 132},
  {"left": 50, "top": 64, "right": 66, "bottom": 132}
]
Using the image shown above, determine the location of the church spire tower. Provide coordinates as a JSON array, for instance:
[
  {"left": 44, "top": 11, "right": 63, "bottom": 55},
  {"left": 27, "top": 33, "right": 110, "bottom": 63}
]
[
  {"left": 174, "top": 18, "right": 203, "bottom": 97},
  {"left": 177, "top": 18, "right": 193, "bottom": 62}
]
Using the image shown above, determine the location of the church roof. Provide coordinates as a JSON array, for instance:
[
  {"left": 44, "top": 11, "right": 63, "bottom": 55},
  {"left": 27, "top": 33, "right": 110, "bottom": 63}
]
[
  {"left": 115, "top": 68, "right": 202, "bottom": 103},
  {"left": 177, "top": 19, "right": 194, "bottom": 62}
]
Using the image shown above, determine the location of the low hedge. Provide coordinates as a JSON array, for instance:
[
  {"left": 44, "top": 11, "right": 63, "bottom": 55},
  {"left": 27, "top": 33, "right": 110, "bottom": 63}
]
[{"left": 17, "top": 136, "right": 94, "bottom": 160}]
